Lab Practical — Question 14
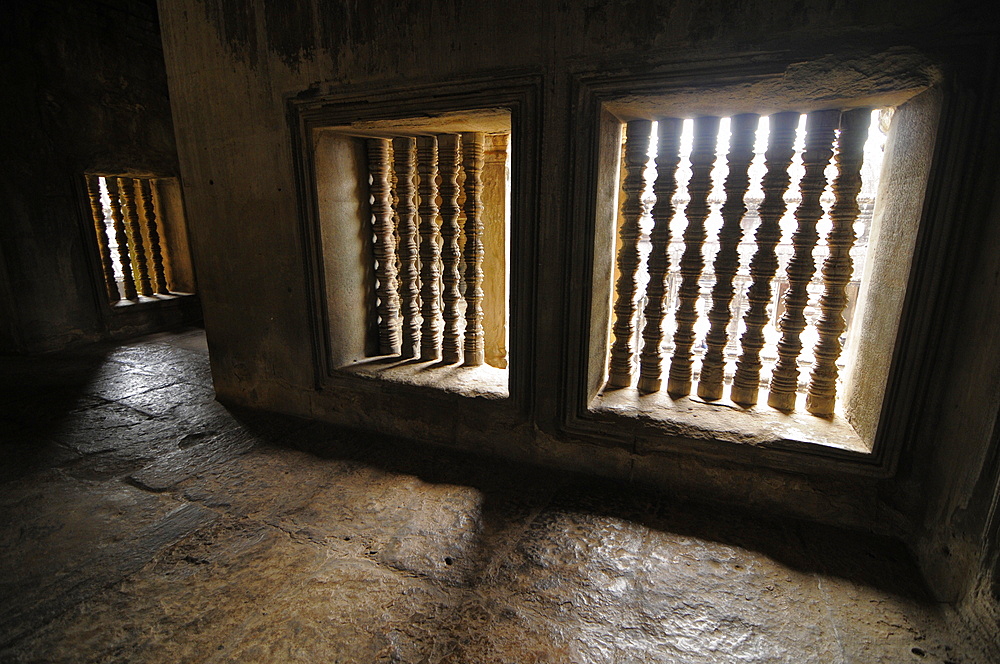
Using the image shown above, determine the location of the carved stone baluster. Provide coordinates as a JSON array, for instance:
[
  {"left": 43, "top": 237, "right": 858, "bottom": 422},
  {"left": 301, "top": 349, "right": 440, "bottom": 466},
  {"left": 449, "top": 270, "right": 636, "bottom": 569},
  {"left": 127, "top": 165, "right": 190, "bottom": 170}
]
[
  {"left": 730, "top": 112, "right": 799, "bottom": 406},
  {"left": 368, "top": 138, "right": 401, "bottom": 355},
  {"left": 393, "top": 137, "right": 420, "bottom": 359},
  {"left": 606, "top": 120, "right": 652, "bottom": 389},
  {"left": 105, "top": 177, "right": 137, "bottom": 300},
  {"left": 461, "top": 132, "right": 486, "bottom": 367},
  {"left": 637, "top": 118, "right": 682, "bottom": 394},
  {"left": 118, "top": 177, "right": 153, "bottom": 297},
  {"left": 417, "top": 136, "right": 442, "bottom": 361},
  {"left": 667, "top": 116, "right": 720, "bottom": 397},
  {"left": 768, "top": 110, "right": 839, "bottom": 411},
  {"left": 137, "top": 179, "right": 169, "bottom": 295},
  {"left": 807, "top": 109, "right": 871, "bottom": 416},
  {"left": 698, "top": 114, "right": 759, "bottom": 400},
  {"left": 438, "top": 134, "right": 463, "bottom": 364},
  {"left": 85, "top": 175, "right": 119, "bottom": 302},
  {"left": 389, "top": 142, "right": 400, "bottom": 276}
]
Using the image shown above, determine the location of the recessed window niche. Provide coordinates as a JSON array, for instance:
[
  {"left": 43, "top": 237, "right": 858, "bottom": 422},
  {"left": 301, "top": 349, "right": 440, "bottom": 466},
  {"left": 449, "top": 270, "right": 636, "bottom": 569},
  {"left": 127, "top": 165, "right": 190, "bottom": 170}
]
[
  {"left": 564, "top": 52, "right": 943, "bottom": 473},
  {"left": 313, "top": 110, "right": 511, "bottom": 398},
  {"left": 290, "top": 77, "right": 540, "bottom": 407}
]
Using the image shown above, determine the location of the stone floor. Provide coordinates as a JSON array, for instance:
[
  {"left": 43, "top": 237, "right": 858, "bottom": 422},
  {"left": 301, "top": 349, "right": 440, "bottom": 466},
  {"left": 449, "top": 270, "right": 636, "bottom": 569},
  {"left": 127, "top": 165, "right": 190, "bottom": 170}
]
[{"left": 0, "top": 328, "right": 993, "bottom": 663}]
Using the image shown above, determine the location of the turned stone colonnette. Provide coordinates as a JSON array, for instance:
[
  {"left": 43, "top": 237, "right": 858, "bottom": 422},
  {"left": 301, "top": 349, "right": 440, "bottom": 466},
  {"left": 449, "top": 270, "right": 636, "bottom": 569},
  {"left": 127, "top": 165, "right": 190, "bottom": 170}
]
[
  {"left": 729, "top": 111, "right": 799, "bottom": 406},
  {"left": 417, "top": 136, "right": 442, "bottom": 362},
  {"left": 666, "top": 116, "right": 721, "bottom": 397},
  {"left": 367, "top": 139, "right": 401, "bottom": 356},
  {"left": 137, "top": 179, "right": 169, "bottom": 295},
  {"left": 85, "top": 175, "right": 120, "bottom": 303},
  {"left": 607, "top": 120, "right": 652, "bottom": 389},
  {"left": 767, "top": 110, "right": 839, "bottom": 411},
  {"left": 119, "top": 178, "right": 153, "bottom": 297},
  {"left": 438, "top": 134, "right": 464, "bottom": 365},
  {"left": 806, "top": 109, "right": 871, "bottom": 416},
  {"left": 392, "top": 137, "right": 421, "bottom": 359},
  {"left": 636, "top": 118, "right": 682, "bottom": 394},
  {"left": 460, "top": 132, "right": 486, "bottom": 367},
  {"left": 696, "top": 113, "right": 759, "bottom": 400},
  {"left": 104, "top": 177, "right": 137, "bottom": 300}
]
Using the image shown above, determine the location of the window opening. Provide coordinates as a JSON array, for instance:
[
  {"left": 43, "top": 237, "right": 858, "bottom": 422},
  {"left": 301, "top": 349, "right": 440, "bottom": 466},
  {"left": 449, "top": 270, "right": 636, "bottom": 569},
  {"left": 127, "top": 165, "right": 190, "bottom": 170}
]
[
  {"left": 308, "top": 107, "right": 513, "bottom": 397},
  {"left": 606, "top": 108, "right": 887, "bottom": 417},
  {"left": 363, "top": 131, "right": 510, "bottom": 370},
  {"left": 85, "top": 174, "right": 180, "bottom": 304}
]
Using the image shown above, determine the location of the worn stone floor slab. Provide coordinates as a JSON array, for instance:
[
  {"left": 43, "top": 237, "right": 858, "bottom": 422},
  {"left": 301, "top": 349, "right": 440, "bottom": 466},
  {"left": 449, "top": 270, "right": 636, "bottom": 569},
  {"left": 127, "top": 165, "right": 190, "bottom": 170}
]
[
  {"left": 0, "top": 472, "right": 214, "bottom": 649},
  {"left": 0, "top": 328, "right": 993, "bottom": 663}
]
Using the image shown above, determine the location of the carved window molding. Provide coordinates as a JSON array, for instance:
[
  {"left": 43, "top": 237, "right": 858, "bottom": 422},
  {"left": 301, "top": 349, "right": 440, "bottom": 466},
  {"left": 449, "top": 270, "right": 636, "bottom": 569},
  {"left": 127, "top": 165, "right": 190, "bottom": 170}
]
[
  {"left": 563, "top": 51, "right": 944, "bottom": 475},
  {"left": 290, "top": 76, "right": 540, "bottom": 409}
]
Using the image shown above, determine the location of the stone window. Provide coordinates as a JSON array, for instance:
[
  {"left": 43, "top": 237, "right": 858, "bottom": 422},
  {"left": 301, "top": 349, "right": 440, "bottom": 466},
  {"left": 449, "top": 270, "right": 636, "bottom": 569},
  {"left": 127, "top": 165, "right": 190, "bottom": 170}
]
[
  {"left": 600, "top": 109, "right": 887, "bottom": 444},
  {"left": 565, "top": 52, "right": 942, "bottom": 465},
  {"left": 319, "top": 117, "right": 510, "bottom": 395},
  {"left": 83, "top": 174, "right": 195, "bottom": 305},
  {"left": 291, "top": 77, "right": 540, "bottom": 406}
]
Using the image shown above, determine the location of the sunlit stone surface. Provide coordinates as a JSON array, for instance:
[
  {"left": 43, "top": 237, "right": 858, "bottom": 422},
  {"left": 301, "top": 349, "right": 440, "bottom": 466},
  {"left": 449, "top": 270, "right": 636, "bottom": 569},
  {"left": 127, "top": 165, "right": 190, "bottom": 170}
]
[{"left": 0, "top": 329, "right": 989, "bottom": 663}]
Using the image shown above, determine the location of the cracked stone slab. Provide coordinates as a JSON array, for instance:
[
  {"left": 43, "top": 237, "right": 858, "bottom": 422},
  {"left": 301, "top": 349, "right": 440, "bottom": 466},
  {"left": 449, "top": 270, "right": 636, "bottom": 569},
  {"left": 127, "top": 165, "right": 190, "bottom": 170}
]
[
  {"left": 798, "top": 524, "right": 972, "bottom": 664},
  {"left": 483, "top": 507, "right": 845, "bottom": 663},
  {"left": 126, "top": 426, "right": 261, "bottom": 492},
  {"left": 81, "top": 366, "right": 177, "bottom": 402},
  {"left": 173, "top": 442, "right": 557, "bottom": 590},
  {"left": 104, "top": 342, "right": 205, "bottom": 368},
  {"left": 175, "top": 445, "right": 419, "bottom": 542},
  {"left": 115, "top": 381, "right": 219, "bottom": 418},
  {"left": 131, "top": 353, "right": 216, "bottom": 387},
  {"left": 21, "top": 404, "right": 188, "bottom": 481}
]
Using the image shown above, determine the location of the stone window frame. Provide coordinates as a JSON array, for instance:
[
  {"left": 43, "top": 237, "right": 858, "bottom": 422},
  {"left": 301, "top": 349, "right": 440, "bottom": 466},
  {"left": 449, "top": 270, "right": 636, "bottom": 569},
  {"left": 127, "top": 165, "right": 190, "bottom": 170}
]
[
  {"left": 289, "top": 74, "right": 541, "bottom": 417},
  {"left": 560, "top": 48, "right": 950, "bottom": 477}
]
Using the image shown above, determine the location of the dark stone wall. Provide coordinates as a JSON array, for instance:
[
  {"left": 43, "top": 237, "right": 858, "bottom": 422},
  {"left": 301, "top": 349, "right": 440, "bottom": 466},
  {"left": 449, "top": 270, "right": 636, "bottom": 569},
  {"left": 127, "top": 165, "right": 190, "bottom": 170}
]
[{"left": 0, "top": 0, "right": 179, "bottom": 353}]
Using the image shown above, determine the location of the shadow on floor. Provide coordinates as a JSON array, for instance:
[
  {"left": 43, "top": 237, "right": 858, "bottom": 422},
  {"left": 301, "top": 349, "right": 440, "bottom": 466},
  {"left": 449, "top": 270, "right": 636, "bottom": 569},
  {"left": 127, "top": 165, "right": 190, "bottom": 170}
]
[
  {"left": 0, "top": 351, "right": 111, "bottom": 481},
  {"left": 224, "top": 404, "right": 932, "bottom": 604}
]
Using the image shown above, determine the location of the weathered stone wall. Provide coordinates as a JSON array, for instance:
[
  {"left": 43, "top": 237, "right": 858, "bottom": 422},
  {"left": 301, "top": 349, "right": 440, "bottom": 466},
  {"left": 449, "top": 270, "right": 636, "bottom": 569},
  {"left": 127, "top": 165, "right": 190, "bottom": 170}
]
[
  {"left": 0, "top": 0, "right": 181, "bottom": 353},
  {"left": 911, "top": 140, "right": 1000, "bottom": 612},
  {"left": 156, "top": 0, "right": 1000, "bottom": 625}
]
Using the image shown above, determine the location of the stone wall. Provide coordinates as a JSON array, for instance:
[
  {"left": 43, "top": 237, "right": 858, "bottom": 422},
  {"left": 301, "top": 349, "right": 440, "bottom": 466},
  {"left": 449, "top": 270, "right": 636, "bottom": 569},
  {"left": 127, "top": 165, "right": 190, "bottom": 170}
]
[
  {"left": 156, "top": 0, "right": 1000, "bottom": 626},
  {"left": 0, "top": 0, "right": 184, "bottom": 353}
]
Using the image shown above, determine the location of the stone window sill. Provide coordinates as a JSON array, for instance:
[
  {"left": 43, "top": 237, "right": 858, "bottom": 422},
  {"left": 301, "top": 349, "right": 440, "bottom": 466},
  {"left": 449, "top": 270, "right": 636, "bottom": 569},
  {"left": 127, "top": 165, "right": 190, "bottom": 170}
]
[
  {"left": 592, "top": 388, "right": 869, "bottom": 455},
  {"left": 340, "top": 357, "right": 509, "bottom": 400},
  {"left": 111, "top": 291, "right": 195, "bottom": 310}
]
